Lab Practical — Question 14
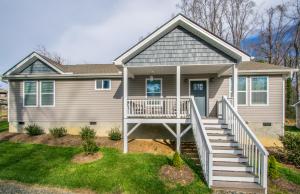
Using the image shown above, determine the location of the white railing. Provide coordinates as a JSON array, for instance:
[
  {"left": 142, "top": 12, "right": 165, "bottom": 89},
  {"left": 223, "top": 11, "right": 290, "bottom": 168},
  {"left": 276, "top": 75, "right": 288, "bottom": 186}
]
[
  {"left": 222, "top": 96, "right": 268, "bottom": 189},
  {"left": 127, "top": 97, "right": 190, "bottom": 118},
  {"left": 190, "top": 97, "right": 213, "bottom": 187}
]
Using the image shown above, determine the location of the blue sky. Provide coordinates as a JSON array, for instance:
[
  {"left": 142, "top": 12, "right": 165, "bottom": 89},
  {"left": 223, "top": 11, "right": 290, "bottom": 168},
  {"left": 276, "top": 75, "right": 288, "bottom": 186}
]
[{"left": 0, "top": 0, "right": 283, "bottom": 76}]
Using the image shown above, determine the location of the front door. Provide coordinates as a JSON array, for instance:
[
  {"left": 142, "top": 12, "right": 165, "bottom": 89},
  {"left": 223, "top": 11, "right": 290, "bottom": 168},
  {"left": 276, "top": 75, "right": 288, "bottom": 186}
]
[{"left": 190, "top": 80, "right": 207, "bottom": 117}]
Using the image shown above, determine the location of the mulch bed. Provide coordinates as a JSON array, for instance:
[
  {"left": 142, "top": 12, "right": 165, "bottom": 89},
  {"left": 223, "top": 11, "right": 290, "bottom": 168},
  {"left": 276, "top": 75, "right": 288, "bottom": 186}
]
[
  {"left": 269, "top": 178, "right": 300, "bottom": 194},
  {"left": 0, "top": 131, "right": 174, "bottom": 155},
  {"left": 71, "top": 152, "right": 103, "bottom": 164},
  {"left": 159, "top": 165, "right": 195, "bottom": 186}
]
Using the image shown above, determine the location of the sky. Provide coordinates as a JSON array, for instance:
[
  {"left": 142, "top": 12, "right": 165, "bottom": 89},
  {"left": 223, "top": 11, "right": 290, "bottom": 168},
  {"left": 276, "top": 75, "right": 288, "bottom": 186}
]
[{"left": 0, "top": 0, "right": 285, "bottom": 76}]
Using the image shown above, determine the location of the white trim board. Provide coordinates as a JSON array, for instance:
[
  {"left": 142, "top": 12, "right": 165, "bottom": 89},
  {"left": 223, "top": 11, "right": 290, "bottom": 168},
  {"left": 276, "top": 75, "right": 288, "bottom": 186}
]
[{"left": 189, "top": 79, "right": 209, "bottom": 117}]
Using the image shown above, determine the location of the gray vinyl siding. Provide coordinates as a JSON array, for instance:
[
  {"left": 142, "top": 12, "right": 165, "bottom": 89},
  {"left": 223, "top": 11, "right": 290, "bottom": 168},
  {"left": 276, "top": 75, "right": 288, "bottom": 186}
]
[
  {"left": 9, "top": 79, "right": 122, "bottom": 122},
  {"left": 20, "top": 60, "right": 58, "bottom": 74},
  {"left": 126, "top": 27, "right": 236, "bottom": 66}
]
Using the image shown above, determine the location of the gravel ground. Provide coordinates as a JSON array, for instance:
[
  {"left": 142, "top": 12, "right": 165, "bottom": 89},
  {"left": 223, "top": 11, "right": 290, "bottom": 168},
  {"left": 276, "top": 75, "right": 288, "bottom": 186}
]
[{"left": 0, "top": 181, "right": 95, "bottom": 194}]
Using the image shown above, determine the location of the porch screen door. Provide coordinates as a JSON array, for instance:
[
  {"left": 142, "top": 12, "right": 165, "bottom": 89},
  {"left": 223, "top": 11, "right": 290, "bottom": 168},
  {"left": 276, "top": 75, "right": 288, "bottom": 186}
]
[{"left": 190, "top": 80, "right": 207, "bottom": 117}]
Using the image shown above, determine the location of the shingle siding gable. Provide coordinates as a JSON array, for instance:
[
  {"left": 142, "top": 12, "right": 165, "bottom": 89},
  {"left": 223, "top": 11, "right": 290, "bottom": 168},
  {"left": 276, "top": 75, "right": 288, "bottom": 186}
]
[
  {"left": 19, "top": 60, "right": 58, "bottom": 74},
  {"left": 125, "top": 27, "right": 236, "bottom": 65}
]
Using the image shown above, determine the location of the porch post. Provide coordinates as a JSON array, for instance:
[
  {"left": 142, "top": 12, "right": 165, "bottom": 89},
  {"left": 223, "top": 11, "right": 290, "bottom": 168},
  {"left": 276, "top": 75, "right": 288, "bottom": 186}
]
[
  {"left": 232, "top": 64, "right": 238, "bottom": 109},
  {"left": 123, "top": 66, "right": 128, "bottom": 153},
  {"left": 176, "top": 66, "right": 181, "bottom": 153},
  {"left": 176, "top": 66, "right": 181, "bottom": 118}
]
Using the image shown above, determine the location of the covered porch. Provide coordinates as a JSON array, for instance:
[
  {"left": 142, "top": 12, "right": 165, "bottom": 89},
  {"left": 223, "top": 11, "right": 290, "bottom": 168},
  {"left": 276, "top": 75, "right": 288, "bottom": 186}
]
[{"left": 122, "top": 64, "right": 239, "bottom": 153}]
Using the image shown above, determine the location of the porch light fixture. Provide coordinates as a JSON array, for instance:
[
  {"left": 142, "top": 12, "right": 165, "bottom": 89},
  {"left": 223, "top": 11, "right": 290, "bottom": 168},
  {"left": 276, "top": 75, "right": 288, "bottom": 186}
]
[{"left": 149, "top": 75, "right": 154, "bottom": 81}]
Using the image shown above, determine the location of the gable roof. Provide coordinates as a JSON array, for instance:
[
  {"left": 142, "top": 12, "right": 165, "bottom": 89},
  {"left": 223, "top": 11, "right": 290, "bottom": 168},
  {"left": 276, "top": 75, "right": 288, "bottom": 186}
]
[
  {"left": 3, "top": 52, "right": 65, "bottom": 76},
  {"left": 114, "top": 14, "right": 251, "bottom": 65}
]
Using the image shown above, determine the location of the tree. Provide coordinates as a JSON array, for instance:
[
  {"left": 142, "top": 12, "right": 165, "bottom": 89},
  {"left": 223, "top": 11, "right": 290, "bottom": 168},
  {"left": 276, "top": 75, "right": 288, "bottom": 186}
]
[
  {"left": 224, "top": 0, "right": 257, "bottom": 48},
  {"left": 35, "top": 45, "right": 65, "bottom": 65},
  {"left": 177, "top": 0, "right": 229, "bottom": 39},
  {"left": 177, "top": 0, "right": 257, "bottom": 48}
]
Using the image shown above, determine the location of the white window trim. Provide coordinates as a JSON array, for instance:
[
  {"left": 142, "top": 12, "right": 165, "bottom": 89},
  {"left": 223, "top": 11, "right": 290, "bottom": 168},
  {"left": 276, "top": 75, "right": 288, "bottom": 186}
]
[
  {"left": 23, "top": 80, "right": 38, "bottom": 107},
  {"left": 95, "top": 79, "right": 111, "bottom": 91},
  {"left": 250, "top": 76, "right": 269, "bottom": 106},
  {"left": 145, "top": 78, "right": 163, "bottom": 98},
  {"left": 229, "top": 76, "right": 248, "bottom": 106},
  {"left": 40, "top": 80, "right": 55, "bottom": 107}
]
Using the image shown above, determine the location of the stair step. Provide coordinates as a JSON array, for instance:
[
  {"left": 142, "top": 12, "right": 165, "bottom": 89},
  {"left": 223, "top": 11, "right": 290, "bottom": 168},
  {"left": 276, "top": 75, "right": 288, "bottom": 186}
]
[
  {"left": 213, "top": 153, "right": 248, "bottom": 163},
  {"left": 206, "top": 128, "right": 232, "bottom": 134},
  {"left": 212, "top": 181, "right": 265, "bottom": 193},
  {"left": 210, "top": 139, "right": 239, "bottom": 147},
  {"left": 213, "top": 161, "right": 253, "bottom": 172},
  {"left": 212, "top": 146, "right": 243, "bottom": 154},
  {"left": 207, "top": 134, "right": 234, "bottom": 140},
  {"left": 204, "top": 124, "right": 227, "bottom": 128},
  {"left": 213, "top": 171, "right": 258, "bottom": 182}
]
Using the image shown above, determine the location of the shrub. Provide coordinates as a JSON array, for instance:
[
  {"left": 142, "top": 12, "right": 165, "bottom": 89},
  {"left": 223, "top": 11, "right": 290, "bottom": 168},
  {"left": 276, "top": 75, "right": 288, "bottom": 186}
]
[
  {"left": 24, "top": 124, "right": 44, "bottom": 136},
  {"left": 268, "top": 155, "right": 279, "bottom": 179},
  {"left": 109, "top": 127, "right": 121, "bottom": 141},
  {"left": 80, "top": 126, "right": 98, "bottom": 154},
  {"left": 172, "top": 152, "right": 184, "bottom": 169},
  {"left": 49, "top": 127, "right": 67, "bottom": 138},
  {"left": 280, "top": 132, "right": 300, "bottom": 167}
]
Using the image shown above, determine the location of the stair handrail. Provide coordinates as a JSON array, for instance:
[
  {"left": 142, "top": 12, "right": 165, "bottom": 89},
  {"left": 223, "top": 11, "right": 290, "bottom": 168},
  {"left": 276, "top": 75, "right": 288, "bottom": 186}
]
[
  {"left": 190, "top": 96, "right": 213, "bottom": 187},
  {"left": 222, "top": 96, "right": 269, "bottom": 189}
]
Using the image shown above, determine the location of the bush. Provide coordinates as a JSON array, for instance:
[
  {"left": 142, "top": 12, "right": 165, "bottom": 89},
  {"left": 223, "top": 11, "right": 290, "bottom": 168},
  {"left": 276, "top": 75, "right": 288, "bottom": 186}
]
[
  {"left": 268, "top": 155, "right": 279, "bottom": 179},
  {"left": 172, "top": 152, "right": 184, "bottom": 169},
  {"left": 280, "top": 132, "right": 300, "bottom": 167},
  {"left": 80, "top": 126, "right": 98, "bottom": 154},
  {"left": 49, "top": 127, "right": 67, "bottom": 138},
  {"left": 24, "top": 124, "right": 44, "bottom": 136},
  {"left": 109, "top": 127, "right": 121, "bottom": 141}
]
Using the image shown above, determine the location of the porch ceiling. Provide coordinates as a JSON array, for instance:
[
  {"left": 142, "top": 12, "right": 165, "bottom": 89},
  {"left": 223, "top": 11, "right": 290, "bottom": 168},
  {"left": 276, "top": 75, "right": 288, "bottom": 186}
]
[{"left": 128, "top": 64, "right": 232, "bottom": 75}]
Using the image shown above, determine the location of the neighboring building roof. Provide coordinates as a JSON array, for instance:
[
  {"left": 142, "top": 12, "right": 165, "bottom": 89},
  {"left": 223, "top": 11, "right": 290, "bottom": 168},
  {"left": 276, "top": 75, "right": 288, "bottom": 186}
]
[
  {"left": 292, "top": 101, "right": 300, "bottom": 107},
  {"left": 63, "top": 64, "right": 121, "bottom": 74}
]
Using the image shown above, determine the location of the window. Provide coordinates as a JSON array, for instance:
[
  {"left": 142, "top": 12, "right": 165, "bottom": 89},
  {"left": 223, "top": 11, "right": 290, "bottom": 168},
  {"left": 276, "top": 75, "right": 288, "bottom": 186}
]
[
  {"left": 40, "top": 81, "right": 55, "bottom": 106},
  {"left": 229, "top": 77, "right": 247, "bottom": 105},
  {"left": 95, "top": 79, "right": 111, "bottom": 90},
  {"left": 24, "top": 81, "right": 37, "bottom": 107},
  {"left": 146, "top": 78, "right": 162, "bottom": 97},
  {"left": 251, "top": 76, "right": 268, "bottom": 105}
]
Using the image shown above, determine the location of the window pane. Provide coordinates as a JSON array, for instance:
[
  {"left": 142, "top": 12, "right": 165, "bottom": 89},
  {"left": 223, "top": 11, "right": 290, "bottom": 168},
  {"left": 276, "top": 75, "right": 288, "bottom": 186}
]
[
  {"left": 41, "top": 94, "right": 53, "bottom": 106},
  {"left": 147, "top": 80, "right": 161, "bottom": 95},
  {"left": 96, "top": 80, "right": 102, "bottom": 89},
  {"left": 103, "top": 80, "right": 110, "bottom": 89},
  {"left": 24, "top": 81, "right": 36, "bottom": 93},
  {"left": 25, "top": 94, "right": 36, "bottom": 106},
  {"left": 252, "top": 92, "right": 267, "bottom": 104},
  {"left": 238, "top": 77, "right": 246, "bottom": 91},
  {"left": 238, "top": 92, "right": 246, "bottom": 105},
  {"left": 252, "top": 77, "right": 267, "bottom": 90},
  {"left": 41, "top": 81, "right": 53, "bottom": 93}
]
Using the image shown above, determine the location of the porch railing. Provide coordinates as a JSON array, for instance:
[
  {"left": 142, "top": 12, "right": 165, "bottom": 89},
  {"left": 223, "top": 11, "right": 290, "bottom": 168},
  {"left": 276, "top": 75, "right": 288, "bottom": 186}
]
[
  {"left": 190, "top": 96, "right": 213, "bottom": 187},
  {"left": 127, "top": 97, "right": 190, "bottom": 118},
  {"left": 222, "top": 96, "right": 268, "bottom": 189}
]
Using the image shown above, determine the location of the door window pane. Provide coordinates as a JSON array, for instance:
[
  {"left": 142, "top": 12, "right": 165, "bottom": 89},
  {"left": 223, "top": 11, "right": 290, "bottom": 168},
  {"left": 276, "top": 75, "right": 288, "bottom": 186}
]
[{"left": 146, "top": 79, "right": 161, "bottom": 97}]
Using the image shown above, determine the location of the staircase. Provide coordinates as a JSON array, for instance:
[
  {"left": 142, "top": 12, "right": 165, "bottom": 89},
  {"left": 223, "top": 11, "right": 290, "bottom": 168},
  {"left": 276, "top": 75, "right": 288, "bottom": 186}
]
[{"left": 182, "top": 118, "right": 265, "bottom": 193}]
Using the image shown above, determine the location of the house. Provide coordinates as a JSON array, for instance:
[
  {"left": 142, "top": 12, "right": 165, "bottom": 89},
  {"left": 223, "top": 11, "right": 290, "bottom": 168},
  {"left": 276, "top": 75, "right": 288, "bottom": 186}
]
[
  {"left": 293, "top": 101, "right": 300, "bottom": 128},
  {"left": 2, "top": 14, "right": 298, "bottom": 192}
]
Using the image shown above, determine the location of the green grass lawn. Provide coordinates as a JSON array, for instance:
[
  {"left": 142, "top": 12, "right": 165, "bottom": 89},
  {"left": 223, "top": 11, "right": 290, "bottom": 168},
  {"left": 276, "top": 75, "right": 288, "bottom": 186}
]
[
  {"left": 0, "top": 120, "right": 8, "bottom": 132},
  {"left": 278, "top": 163, "right": 300, "bottom": 185},
  {"left": 0, "top": 141, "right": 211, "bottom": 194}
]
